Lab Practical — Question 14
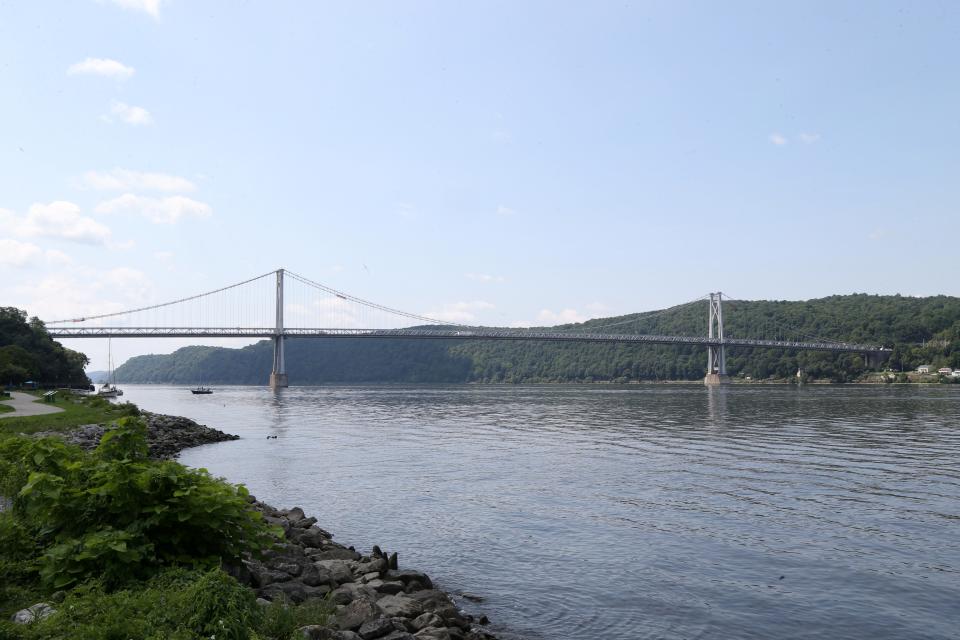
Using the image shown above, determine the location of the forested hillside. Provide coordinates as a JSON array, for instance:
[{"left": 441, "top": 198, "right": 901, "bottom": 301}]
[
  {"left": 0, "top": 307, "right": 90, "bottom": 386},
  {"left": 114, "top": 294, "right": 960, "bottom": 384}
]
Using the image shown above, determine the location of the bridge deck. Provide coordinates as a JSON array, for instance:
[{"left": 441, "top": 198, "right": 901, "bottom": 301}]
[{"left": 47, "top": 327, "right": 886, "bottom": 354}]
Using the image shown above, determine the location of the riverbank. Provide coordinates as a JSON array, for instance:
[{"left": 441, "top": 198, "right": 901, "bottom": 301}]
[{"left": 6, "top": 408, "right": 500, "bottom": 640}]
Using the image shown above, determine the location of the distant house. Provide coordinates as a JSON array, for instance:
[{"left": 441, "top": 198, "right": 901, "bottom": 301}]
[
  {"left": 938, "top": 367, "right": 953, "bottom": 375},
  {"left": 916, "top": 365, "right": 932, "bottom": 374}
]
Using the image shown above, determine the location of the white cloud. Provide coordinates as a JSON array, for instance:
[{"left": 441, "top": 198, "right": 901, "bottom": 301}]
[
  {"left": 496, "top": 205, "right": 516, "bottom": 216},
  {"left": 67, "top": 57, "right": 134, "bottom": 80},
  {"left": 0, "top": 239, "right": 42, "bottom": 266},
  {"left": 154, "top": 250, "right": 174, "bottom": 261},
  {"left": 103, "top": 0, "right": 163, "bottom": 18},
  {"left": 535, "top": 308, "right": 588, "bottom": 325},
  {"left": 1, "top": 201, "right": 112, "bottom": 245},
  {"left": 769, "top": 133, "right": 788, "bottom": 146},
  {"left": 81, "top": 169, "right": 196, "bottom": 192},
  {"left": 466, "top": 273, "right": 505, "bottom": 283},
  {"left": 95, "top": 194, "right": 212, "bottom": 224},
  {"left": 107, "top": 101, "right": 153, "bottom": 126},
  {"left": 511, "top": 305, "right": 610, "bottom": 328},
  {"left": 798, "top": 132, "right": 821, "bottom": 144},
  {"left": 423, "top": 301, "right": 495, "bottom": 324},
  {"left": 11, "top": 266, "right": 152, "bottom": 323}
]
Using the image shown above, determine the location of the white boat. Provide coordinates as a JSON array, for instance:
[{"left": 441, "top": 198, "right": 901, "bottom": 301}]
[
  {"left": 97, "top": 338, "right": 123, "bottom": 397},
  {"left": 98, "top": 383, "right": 123, "bottom": 398}
]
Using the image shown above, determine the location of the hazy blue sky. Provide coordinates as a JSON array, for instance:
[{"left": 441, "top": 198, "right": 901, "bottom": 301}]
[{"left": 2, "top": 1, "right": 958, "bottom": 368}]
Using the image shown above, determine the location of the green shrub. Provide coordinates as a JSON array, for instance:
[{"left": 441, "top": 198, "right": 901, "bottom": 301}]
[{"left": 0, "top": 419, "right": 280, "bottom": 589}]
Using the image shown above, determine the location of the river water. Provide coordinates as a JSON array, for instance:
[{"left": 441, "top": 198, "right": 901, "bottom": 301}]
[{"left": 119, "top": 384, "right": 960, "bottom": 640}]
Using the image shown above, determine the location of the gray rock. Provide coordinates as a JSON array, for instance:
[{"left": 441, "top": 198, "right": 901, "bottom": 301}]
[
  {"left": 301, "top": 563, "right": 336, "bottom": 587},
  {"left": 286, "top": 506, "right": 307, "bottom": 521},
  {"left": 458, "top": 592, "right": 484, "bottom": 603},
  {"left": 336, "top": 598, "right": 382, "bottom": 631},
  {"left": 376, "top": 594, "right": 424, "bottom": 619},
  {"left": 356, "top": 558, "right": 388, "bottom": 575},
  {"left": 379, "top": 632, "right": 415, "bottom": 640},
  {"left": 368, "top": 579, "right": 404, "bottom": 595},
  {"left": 298, "top": 527, "right": 334, "bottom": 548},
  {"left": 315, "top": 559, "right": 354, "bottom": 584},
  {"left": 256, "top": 598, "right": 273, "bottom": 607},
  {"left": 386, "top": 570, "right": 433, "bottom": 590},
  {"left": 411, "top": 613, "right": 444, "bottom": 631},
  {"left": 275, "top": 562, "right": 304, "bottom": 577},
  {"left": 358, "top": 616, "right": 395, "bottom": 640},
  {"left": 294, "top": 516, "right": 319, "bottom": 528},
  {"left": 313, "top": 547, "right": 361, "bottom": 561},
  {"left": 261, "top": 581, "right": 307, "bottom": 604},
  {"left": 298, "top": 626, "right": 336, "bottom": 639},
  {"left": 11, "top": 603, "right": 55, "bottom": 624},
  {"left": 414, "top": 629, "right": 455, "bottom": 640}
]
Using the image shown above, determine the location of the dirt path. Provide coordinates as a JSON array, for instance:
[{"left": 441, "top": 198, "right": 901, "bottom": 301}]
[{"left": 0, "top": 391, "right": 65, "bottom": 419}]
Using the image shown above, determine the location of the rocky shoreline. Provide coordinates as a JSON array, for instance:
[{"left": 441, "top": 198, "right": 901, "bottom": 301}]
[
  {"left": 29, "top": 411, "right": 500, "bottom": 640},
  {"left": 237, "top": 500, "right": 497, "bottom": 640},
  {"left": 32, "top": 410, "right": 240, "bottom": 458}
]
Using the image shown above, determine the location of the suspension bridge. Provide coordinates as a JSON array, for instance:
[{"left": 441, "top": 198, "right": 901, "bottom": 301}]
[{"left": 44, "top": 269, "right": 888, "bottom": 387}]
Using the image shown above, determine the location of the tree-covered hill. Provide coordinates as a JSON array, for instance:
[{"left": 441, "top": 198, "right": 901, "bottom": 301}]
[
  {"left": 0, "top": 307, "right": 90, "bottom": 386},
  {"left": 114, "top": 294, "right": 960, "bottom": 384}
]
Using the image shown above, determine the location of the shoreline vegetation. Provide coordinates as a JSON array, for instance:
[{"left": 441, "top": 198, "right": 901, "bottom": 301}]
[{"left": 0, "top": 396, "right": 498, "bottom": 640}]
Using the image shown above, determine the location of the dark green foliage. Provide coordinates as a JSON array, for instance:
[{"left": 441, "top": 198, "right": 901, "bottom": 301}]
[
  {"left": 258, "top": 596, "right": 333, "bottom": 639},
  {"left": 0, "top": 566, "right": 333, "bottom": 640},
  {"left": 113, "top": 294, "right": 960, "bottom": 382},
  {"left": 0, "top": 419, "right": 279, "bottom": 590},
  {"left": 0, "top": 307, "right": 89, "bottom": 386},
  {"left": 0, "top": 567, "right": 258, "bottom": 640}
]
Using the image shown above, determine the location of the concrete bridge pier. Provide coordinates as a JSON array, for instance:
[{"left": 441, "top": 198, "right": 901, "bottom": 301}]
[
  {"left": 270, "top": 269, "right": 289, "bottom": 389},
  {"left": 704, "top": 292, "right": 730, "bottom": 385}
]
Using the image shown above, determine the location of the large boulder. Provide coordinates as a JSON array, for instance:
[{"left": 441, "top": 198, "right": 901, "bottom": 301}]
[
  {"left": 376, "top": 594, "right": 424, "bottom": 619},
  {"left": 11, "top": 603, "right": 55, "bottom": 624},
  {"left": 315, "top": 559, "right": 354, "bottom": 584},
  {"left": 335, "top": 599, "right": 383, "bottom": 631}
]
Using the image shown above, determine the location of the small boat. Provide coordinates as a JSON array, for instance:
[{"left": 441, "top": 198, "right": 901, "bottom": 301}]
[
  {"left": 191, "top": 386, "right": 213, "bottom": 395},
  {"left": 98, "top": 383, "right": 123, "bottom": 398},
  {"left": 97, "top": 339, "right": 123, "bottom": 397}
]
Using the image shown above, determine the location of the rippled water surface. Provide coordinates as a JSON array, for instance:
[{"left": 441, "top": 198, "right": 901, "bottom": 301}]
[{"left": 120, "top": 384, "right": 960, "bottom": 640}]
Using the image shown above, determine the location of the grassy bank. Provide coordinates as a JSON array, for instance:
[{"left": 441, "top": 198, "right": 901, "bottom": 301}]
[
  {"left": 0, "top": 411, "right": 332, "bottom": 639},
  {"left": 0, "top": 393, "right": 138, "bottom": 435}
]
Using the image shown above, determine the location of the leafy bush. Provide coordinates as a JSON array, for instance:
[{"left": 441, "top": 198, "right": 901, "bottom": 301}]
[{"left": 0, "top": 418, "right": 280, "bottom": 589}]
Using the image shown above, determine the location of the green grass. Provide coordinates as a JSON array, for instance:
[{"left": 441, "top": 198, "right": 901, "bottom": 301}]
[
  {"left": 0, "top": 394, "right": 139, "bottom": 435},
  {"left": 0, "top": 404, "right": 13, "bottom": 414}
]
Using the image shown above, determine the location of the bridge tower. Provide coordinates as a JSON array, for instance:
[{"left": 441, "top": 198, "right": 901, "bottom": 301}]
[
  {"left": 269, "top": 268, "right": 289, "bottom": 389},
  {"left": 704, "top": 292, "right": 729, "bottom": 385}
]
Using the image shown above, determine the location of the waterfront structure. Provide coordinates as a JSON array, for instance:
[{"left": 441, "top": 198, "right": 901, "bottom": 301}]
[{"left": 44, "top": 269, "right": 889, "bottom": 388}]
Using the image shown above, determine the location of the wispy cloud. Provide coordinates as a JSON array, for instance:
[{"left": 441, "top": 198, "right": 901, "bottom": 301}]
[
  {"left": 798, "top": 132, "right": 821, "bottom": 144},
  {"left": 1, "top": 202, "right": 112, "bottom": 245},
  {"left": 496, "top": 205, "right": 515, "bottom": 216},
  {"left": 81, "top": 169, "right": 196, "bottom": 192},
  {"left": 103, "top": 0, "right": 163, "bottom": 19},
  {"left": 67, "top": 57, "right": 134, "bottom": 80},
  {"left": 423, "top": 301, "right": 495, "bottom": 324},
  {"left": 466, "top": 273, "right": 505, "bottom": 283},
  {"left": 95, "top": 194, "right": 211, "bottom": 224},
  {"left": 105, "top": 101, "right": 153, "bottom": 126},
  {"left": 768, "top": 133, "right": 788, "bottom": 146}
]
